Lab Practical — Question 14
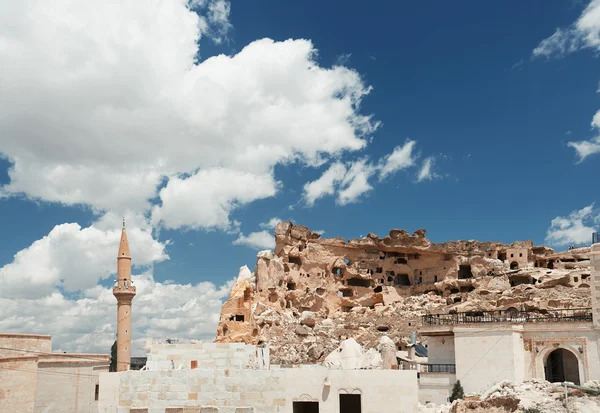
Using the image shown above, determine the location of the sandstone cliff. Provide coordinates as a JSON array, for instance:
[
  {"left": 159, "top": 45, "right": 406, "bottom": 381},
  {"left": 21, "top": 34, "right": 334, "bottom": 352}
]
[{"left": 216, "top": 222, "right": 592, "bottom": 365}]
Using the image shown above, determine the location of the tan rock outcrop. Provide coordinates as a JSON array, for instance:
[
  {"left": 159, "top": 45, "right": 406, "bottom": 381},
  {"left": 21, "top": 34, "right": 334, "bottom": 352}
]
[{"left": 216, "top": 222, "right": 592, "bottom": 365}]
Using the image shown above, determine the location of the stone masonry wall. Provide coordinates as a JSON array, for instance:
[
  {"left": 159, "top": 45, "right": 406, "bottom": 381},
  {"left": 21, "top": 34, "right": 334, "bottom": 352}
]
[
  {"left": 0, "top": 334, "right": 51, "bottom": 358},
  {"left": 145, "top": 342, "right": 258, "bottom": 371},
  {"left": 0, "top": 356, "right": 38, "bottom": 413}
]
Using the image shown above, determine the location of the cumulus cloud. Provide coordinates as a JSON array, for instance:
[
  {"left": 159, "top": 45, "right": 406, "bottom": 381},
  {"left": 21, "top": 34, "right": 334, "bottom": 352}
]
[
  {"left": 303, "top": 162, "right": 348, "bottom": 206},
  {"left": 0, "top": 218, "right": 168, "bottom": 298},
  {"left": 417, "top": 156, "right": 436, "bottom": 182},
  {"left": 545, "top": 204, "right": 600, "bottom": 246},
  {"left": 152, "top": 169, "right": 279, "bottom": 231},
  {"left": 0, "top": 272, "right": 233, "bottom": 355},
  {"left": 302, "top": 160, "right": 376, "bottom": 206},
  {"left": 232, "top": 230, "right": 275, "bottom": 250},
  {"left": 338, "top": 159, "right": 376, "bottom": 205},
  {"left": 259, "top": 217, "right": 283, "bottom": 230},
  {"left": 379, "top": 140, "right": 417, "bottom": 178},
  {"left": 567, "top": 110, "right": 600, "bottom": 162},
  {"left": 532, "top": 1, "right": 600, "bottom": 163},
  {"left": 533, "top": 0, "right": 600, "bottom": 58},
  {"left": 302, "top": 139, "right": 430, "bottom": 206},
  {"left": 0, "top": 0, "right": 377, "bottom": 228}
]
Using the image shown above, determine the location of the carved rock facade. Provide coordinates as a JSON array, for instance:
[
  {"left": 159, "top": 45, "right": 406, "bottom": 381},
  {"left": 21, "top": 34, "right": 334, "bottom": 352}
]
[{"left": 216, "top": 222, "right": 591, "bottom": 365}]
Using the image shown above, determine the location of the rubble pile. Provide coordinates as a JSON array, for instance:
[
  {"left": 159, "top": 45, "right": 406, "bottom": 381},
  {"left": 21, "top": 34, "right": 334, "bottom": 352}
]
[
  {"left": 422, "top": 380, "right": 600, "bottom": 413},
  {"left": 216, "top": 222, "right": 592, "bottom": 365}
]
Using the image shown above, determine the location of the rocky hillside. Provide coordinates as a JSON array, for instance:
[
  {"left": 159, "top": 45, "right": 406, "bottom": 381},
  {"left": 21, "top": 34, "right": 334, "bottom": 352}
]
[{"left": 215, "top": 222, "right": 592, "bottom": 365}]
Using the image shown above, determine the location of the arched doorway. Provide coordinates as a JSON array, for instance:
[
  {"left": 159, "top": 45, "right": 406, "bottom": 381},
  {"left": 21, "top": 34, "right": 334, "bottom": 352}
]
[
  {"left": 510, "top": 261, "right": 519, "bottom": 270},
  {"left": 545, "top": 348, "right": 580, "bottom": 384}
]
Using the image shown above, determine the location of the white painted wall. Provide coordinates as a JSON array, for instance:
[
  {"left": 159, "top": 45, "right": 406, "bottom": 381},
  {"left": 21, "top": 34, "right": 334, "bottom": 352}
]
[
  {"left": 98, "top": 367, "right": 418, "bottom": 413},
  {"left": 453, "top": 327, "right": 522, "bottom": 394},
  {"left": 425, "top": 336, "right": 454, "bottom": 365},
  {"left": 145, "top": 341, "right": 258, "bottom": 370},
  {"left": 418, "top": 373, "right": 455, "bottom": 405}
]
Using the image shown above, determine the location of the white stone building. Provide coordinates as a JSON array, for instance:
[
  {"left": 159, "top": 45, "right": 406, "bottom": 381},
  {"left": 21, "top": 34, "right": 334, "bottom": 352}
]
[
  {"left": 418, "top": 242, "right": 600, "bottom": 404},
  {"left": 98, "top": 341, "right": 418, "bottom": 413}
]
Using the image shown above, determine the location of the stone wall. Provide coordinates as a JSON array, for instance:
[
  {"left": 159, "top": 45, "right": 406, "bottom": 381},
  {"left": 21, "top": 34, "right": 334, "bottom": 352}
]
[
  {"left": 0, "top": 334, "right": 108, "bottom": 413},
  {"left": 145, "top": 342, "right": 261, "bottom": 371},
  {"left": 0, "top": 356, "right": 38, "bottom": 413},
  {"left": 98, "top": 367, "right": 418, "bottom": 413},
  {"left": 0, "top": 333, "right": 51, "bottom": 358},
  {"left": 35, "top": 361, "right": 108, "bottom": 413}
]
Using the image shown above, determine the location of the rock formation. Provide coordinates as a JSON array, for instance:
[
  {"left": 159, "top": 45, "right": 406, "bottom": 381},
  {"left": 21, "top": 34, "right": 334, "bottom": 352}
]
[{"left": 216, "top": 222, "right": 592, "bottom": 365}]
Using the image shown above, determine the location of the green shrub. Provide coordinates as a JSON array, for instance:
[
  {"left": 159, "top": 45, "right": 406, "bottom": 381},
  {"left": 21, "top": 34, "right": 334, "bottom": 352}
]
[{"left": 450, "top": 380, "right": 465, "bottom": 402}]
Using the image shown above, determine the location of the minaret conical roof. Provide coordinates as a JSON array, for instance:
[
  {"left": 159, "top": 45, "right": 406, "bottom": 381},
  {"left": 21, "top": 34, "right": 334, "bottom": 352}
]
[{"left": 118, "top": 219, "right": 131, "bottom": 258}]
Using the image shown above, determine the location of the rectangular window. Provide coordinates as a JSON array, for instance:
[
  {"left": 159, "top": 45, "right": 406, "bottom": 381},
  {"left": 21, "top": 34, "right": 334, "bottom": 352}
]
[
  {"left": 94, "top": 384, "right": 99, "bottom": 401},
  {"left": 293, "top": 401, "right": 319, "bottom": 413},
  {"left": 339, "top": 394, "right": 361, "bottom": 413}
]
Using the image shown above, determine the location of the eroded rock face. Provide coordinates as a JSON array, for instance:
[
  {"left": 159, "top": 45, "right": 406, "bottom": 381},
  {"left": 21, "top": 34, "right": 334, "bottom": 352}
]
[{"left": 215, "top": 222, "right": 592, "bottom": 365}]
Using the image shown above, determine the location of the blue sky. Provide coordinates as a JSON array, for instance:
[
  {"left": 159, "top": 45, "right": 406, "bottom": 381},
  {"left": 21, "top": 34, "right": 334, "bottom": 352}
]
[{"left": 0, "top": 0, "right": 599, "bottom": 353}]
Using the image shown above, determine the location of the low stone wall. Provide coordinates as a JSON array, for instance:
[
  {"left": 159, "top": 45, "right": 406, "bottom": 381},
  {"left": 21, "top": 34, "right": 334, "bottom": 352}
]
[{"left": 98, "top": 367, "right": 418, "bottom": 413}]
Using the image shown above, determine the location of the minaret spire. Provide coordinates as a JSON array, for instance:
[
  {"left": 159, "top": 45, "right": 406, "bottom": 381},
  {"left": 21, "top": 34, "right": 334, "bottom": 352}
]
[{"left": 113, "top": 221, "right": 136, "bottom": 372}]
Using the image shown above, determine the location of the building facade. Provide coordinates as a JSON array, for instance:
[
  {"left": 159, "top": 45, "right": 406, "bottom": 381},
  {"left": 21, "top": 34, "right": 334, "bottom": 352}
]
[
  {"left": 98, "top": 341, "right": 418, "bottom": 413},
  {"left": 0, "top": 333, "right": 109, "bottom": 413},
  {"left": 418, "top": 242, "right": 600, "bottom": 404}
]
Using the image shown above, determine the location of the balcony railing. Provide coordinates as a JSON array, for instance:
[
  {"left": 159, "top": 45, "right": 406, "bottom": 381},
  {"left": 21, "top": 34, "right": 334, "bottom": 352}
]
[
  {"left": 420, "top": 364, "right": 456, "bottom": 373},
  {"left": 422, "top": 308, "right": 592, "bottom": 326}
]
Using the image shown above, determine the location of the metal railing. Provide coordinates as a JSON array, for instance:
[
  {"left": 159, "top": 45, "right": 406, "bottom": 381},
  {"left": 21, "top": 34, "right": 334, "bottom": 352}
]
[
  {"left": 422, "top": 308, "right": 592, "bottom": 326},
  {"left": 421, "top": 364, "right": 456, "bottom": 373},
  {"left": 593, "top": 232, "right": 599, "bottom": 245}
]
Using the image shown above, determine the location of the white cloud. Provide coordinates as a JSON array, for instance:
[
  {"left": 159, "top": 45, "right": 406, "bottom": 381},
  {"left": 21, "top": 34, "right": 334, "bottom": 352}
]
[
  {"left": 303, "top": 162, "right": 347, "bottom": 206},
  {"left": 532, "top": 0, "right": 600, "bottom": 58},
  {"left": 417, "top": 156, "right": 436, "bottom": 182},
  {"left": 302, "top": 139, "right": 432, "bottom": 206},
  {"left": 567, "top": 110, "right": 600, "bottom": 162},
  {"left": 232, "top": 230, "right": 275, "bottom": 250},
  {"left": 0, "top": 0, "right": 377, "bottom": 228},
  {"left": 532, "top": 1, "right": 600, "bottom": 163},
  {"left": 545, "top": 204, "right": 599, "bottom": 246},
  {"left": 0, "top": 218, "right": 168, "bottom": 298},
  {"left": 152, "top": 168, "right": 279, "bottom": 231},
  {"left": 259, "top": 217, "right": 283, "bottom": 230},
  {"left": 338, "top": 159, "right": 376, "bottom": 205},
  {"left": 379, "top": 140, "right": 417, "bottom": 178},
  {"left": 0, "top": 272, "right": 233, "bottom": 355}
]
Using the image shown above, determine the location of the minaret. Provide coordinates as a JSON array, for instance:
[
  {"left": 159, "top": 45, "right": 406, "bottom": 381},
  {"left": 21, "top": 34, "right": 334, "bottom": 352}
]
[
  {"left": 113, "top": 219, "right": 136, "bottom": 372},
  {"left": 591, "top": 241, "right": 600, "bottom": 329}
]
